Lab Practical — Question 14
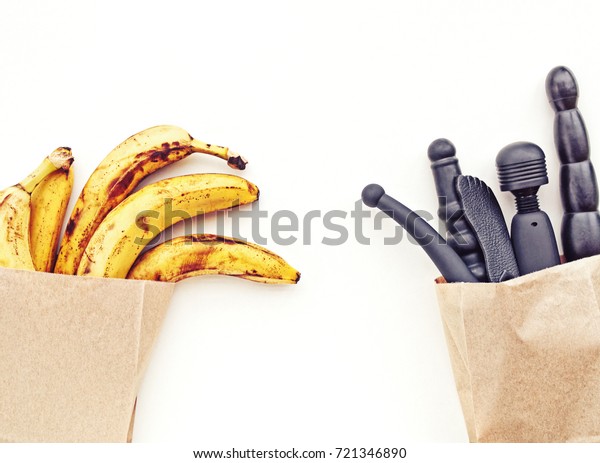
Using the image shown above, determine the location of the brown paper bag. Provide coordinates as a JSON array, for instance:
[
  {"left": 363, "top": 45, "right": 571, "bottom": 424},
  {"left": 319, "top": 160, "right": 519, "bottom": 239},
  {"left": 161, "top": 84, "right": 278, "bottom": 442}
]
[
  {"left": 0, "top": 267, "right": 174, "bottom": 443},
  {"left": 435, "top": 254, "right": 600, "bottom": 442}
]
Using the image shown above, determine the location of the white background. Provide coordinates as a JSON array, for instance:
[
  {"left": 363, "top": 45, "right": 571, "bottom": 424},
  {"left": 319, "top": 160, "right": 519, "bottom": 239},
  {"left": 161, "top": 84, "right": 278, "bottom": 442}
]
[{"left": 1, "top": 0, "right": 600, "bottom": 450}]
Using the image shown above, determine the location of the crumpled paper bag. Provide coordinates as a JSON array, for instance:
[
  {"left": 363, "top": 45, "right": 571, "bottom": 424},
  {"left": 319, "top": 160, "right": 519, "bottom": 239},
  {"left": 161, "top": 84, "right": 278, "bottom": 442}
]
[
  {"left": 435, "top": 254, "right": 600, "bottom": 442},
  {"left": 0, "top": 267, "right": 174, "bottom": 443}
]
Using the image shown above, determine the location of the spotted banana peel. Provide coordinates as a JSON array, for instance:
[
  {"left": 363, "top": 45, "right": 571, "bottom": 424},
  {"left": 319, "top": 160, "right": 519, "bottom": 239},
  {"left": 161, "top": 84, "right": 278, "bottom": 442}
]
[
  {"left": 55, "top": 125, "right": 248, "bottom": 275},
  {"left": 128, "top": 234, "right": 300, "bottom": 284},
  {"left": 0, "top": 147, "right": 73, "bottom": 270},
  {"left": 77, "top": 173, "right": 260, "bottom": 279}
]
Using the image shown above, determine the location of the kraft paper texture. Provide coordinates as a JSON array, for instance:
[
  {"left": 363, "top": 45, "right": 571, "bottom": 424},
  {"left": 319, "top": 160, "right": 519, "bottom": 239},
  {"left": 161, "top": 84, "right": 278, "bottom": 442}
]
[
  {"left": 435, "top": 255, "right": 600, "bottom": 442},
  {"left": 0, "top": 267, "right": 174, "bottom": 443}
]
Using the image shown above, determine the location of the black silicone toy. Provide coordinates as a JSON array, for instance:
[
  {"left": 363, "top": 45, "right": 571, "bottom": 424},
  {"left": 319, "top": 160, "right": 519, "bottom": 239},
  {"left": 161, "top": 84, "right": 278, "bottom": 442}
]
[
  {"left": 427, "top": 139, "right": 487, "bottom": 281},
  {"left": 496, "top": 142, "right": 561, "bottom": 275},
  {"left": 455, "top": 175, "right": 519, "bottom": 282},
  {"left": 361, "top": 184, "right": 478, "bottom": 283},
  {"left": 546, "top": 65, "right": 600, "bottom": 261}
]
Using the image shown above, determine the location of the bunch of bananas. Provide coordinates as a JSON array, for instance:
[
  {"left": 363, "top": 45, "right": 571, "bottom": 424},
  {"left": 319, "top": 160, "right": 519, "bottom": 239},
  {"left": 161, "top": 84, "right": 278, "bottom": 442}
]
[{"left": 1, "top": 125, "right": 300, "bottom": 284}]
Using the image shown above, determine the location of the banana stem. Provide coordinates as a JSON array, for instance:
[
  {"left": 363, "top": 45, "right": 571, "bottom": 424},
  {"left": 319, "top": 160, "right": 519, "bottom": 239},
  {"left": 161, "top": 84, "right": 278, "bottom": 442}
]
[
  {"left": 190, "top": 138, "right": 229, "bottom": 157},
  {"left": 190, "top": 138, "right": 248, "bottom": 170},
  {"left": 20, "top": 148, "right": 73, "bottom": 193}
]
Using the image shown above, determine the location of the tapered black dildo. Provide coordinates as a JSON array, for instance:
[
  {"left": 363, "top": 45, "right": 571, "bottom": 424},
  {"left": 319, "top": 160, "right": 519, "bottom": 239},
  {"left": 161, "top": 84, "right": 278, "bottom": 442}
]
[
  {"left": 361, "top": 184, "right": 478, "bottom": 283},
  {"left": 427, "top": 138, "right": 487, "bottom": 281}
]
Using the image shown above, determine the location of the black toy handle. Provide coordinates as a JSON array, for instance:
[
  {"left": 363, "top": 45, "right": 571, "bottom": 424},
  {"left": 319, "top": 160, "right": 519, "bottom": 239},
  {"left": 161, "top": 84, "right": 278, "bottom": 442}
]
[
  {"left": 511, "top": 211, "right": 561, "bottom": 275},
  {"left": 362, "top": 184, "right": 478, "bottom": 283}
]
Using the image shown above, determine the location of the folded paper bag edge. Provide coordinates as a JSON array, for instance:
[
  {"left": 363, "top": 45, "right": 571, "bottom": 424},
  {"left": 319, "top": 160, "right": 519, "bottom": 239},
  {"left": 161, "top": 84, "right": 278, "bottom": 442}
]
[
  {"left": 0, "top": 267, "right": 174, "bottom": 443},
  {"left": 435, "top": 253, "right": 600, "bottom": 288},
  {"left": 437, "top": 292, "right": 478, "bottom": 443}
]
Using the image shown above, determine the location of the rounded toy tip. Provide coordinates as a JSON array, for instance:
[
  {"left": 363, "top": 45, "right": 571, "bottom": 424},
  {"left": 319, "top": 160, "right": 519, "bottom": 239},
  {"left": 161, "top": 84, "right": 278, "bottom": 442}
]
[
  {"left": 496, "top": 142, "right": 548, "bottom": 191},
  {"left": 362, "top": 184, "right": 385, "bottom": 207},
  {"left": 427, "top": 138, "right": 456, "bottom": 161},
  {"left": 546, "top": 65, "right": 578, "bottom": 110}
]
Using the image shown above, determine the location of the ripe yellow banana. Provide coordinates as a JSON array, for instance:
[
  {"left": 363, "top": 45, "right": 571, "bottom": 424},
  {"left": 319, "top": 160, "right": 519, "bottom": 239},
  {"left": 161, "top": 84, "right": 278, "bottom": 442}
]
[
  {"left": 127, "top": 234, "right": 300, "bottom": 284},
  {"left": 0, "top": 147, "right": 73, "bottom": 271},
  {"left": 77, "top": 173, "right": 259, "bottom": 279},
  {"left": 30, "top": 167, "right": 74, "bottom": 272},
  {"left": 55, "top": 125, "right": 248, "bottom": 275}
]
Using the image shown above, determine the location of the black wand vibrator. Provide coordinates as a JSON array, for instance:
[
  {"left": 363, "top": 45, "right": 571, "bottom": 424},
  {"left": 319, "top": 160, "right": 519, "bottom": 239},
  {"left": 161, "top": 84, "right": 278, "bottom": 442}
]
[
  {"left": 496, "top": 142, "right": 561, "bottom": 275},
  {"left": 428, "top": 138, "right": 487, "bottom": 281},
  {"left": 546, "top": 66, "right": 600, "bottom": 261}
]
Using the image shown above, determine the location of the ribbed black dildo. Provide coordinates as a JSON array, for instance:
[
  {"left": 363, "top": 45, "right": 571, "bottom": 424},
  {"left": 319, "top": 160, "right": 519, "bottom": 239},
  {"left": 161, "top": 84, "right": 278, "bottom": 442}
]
[
  {"left": 361, "top": 184, "right": 478, "bottom": 283},
  {"left": 546, "top": 65, "right": 600, "bottom": 261},
  {"left": 496, "top": 142, "right": 561, "bottom": 274}
]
